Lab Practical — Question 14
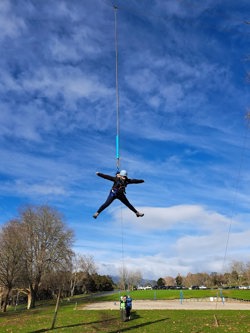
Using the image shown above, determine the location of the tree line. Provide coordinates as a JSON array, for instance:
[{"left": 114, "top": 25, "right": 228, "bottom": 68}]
[
  {"left": 0, "top": 205, "right": 114, "bottom": 312},
  {"left": 156, "top": 261, "right": 250, "bottom": 289}
]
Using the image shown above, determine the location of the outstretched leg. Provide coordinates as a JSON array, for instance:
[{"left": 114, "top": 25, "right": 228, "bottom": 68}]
[
  {"left": 93, "top": 191, "right": 116, "bottom": 218},
  {"left": 117, "top": 193, "right": 144, "bottom": 217}
]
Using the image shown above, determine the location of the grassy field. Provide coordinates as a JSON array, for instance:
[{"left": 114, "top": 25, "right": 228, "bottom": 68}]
[
  {"left": 0, "top": 290, "right": 249, "bottom": 333},
  {"left": 96, "top": 288, "right": 250, "bottom": 302}
]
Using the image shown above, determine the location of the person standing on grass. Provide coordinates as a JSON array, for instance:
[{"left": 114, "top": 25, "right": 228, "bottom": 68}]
[
  {"left": 120, "top": 295, "right": 127, "bottom": 322},
  {"left": 125, "top": 295, "right": 132, "bottom": 320}
]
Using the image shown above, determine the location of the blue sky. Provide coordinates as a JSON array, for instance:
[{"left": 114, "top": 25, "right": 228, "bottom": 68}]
[{"left": 1, "top": 0, "right": 250, "bottom": 280}]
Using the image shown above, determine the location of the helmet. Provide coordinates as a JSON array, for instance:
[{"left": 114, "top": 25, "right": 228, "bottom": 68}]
[{"left": 119, "top": 170, "right": 127, "bottom": 177}]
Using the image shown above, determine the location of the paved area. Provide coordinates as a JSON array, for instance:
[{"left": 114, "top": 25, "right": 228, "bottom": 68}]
[{"left": 83, "top": 299, "right": 250, "bottom": 310}]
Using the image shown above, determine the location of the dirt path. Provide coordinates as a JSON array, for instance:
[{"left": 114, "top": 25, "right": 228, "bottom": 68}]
[{"left": 83, "top": 299, "right": 250, "bottom": 310}]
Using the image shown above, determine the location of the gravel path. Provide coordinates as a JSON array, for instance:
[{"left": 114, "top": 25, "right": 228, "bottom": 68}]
[{"left": 83, "top": 299, "right": 250, "bottom": 310}]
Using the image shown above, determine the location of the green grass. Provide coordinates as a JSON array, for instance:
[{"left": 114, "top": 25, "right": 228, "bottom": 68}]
[
  {"left": 0, "top": 306, "right": 249, "bottom": 333},
  {"left": 96, "top": 288, "right": 250, "bottom": 302},
  {"left": 0, "top": 290, "right": 249, "bottom": 333}
]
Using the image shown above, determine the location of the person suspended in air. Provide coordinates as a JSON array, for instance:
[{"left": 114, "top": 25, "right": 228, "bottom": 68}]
[{"left": 93, "top": 170, "right": 144, "bottom": 219}]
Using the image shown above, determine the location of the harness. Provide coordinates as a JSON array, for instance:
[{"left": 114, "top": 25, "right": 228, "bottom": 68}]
[{"left": 112, "top": 177, "right": 127, "bottom": 195}]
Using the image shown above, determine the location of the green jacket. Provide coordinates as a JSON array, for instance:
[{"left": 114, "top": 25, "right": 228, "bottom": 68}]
[{"left": 120, "top": 299, "right": 126, "bottom": 310}]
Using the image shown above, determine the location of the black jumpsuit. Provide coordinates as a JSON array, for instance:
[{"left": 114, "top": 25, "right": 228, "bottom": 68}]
[{"left": 96, "top": 172, "right": 144, "bottom": 215}]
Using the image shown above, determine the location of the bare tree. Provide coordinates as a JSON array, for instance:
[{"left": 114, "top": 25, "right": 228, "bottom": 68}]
[
  {"left": 244, "top": 262, "right": 250, "bottom": 286},
  {"left": 230, "top": 261, "right": 246, "bottom": 286},
  {"left": 183, "top": 273, "right": 197, "bottom": 288},
  {"left": 0, "top": 220, "right": 23, "bottom": 312},
  {"left": 69, "top": 253, "right": 97, "bottom": 296},
  {"left": 69, "top": 253, "right": 81, "bottom": 297},
  {"left": 126, "top": 270, "right": 142, "bottom": 290},
  {"left": 118, "top": 266, "right": 128, "bottom": 290},
  {"left": 117, "top": 267, "right": 142, "bottom": 291},
  {"left": 164, "top": 276, "right": 175, "bottom": 286},
  {"left": 77, "top": 254, "right": 97, "bottom": 294},
  {"left": 78, "top": 254, "right": 97, "bottom": 275},
  {"left": 18, "top": 205, "right": 74, "bottom": 309},
  {"left": 41, "top": 269, "right": 72, "bottom": 299}
]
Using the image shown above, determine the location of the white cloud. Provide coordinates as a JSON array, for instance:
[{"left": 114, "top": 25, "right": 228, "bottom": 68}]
[
  {"left": 0, "top": 0, "right": 26, "bottom": 40},
  {"left": 113, "top": 205, "right": 231, "bottom": 231},
  {"left": 73, "top": 204, "right": 249, "bottom": 279}
]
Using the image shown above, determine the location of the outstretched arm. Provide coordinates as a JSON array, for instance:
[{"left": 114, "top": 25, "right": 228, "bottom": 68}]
[
  {"left": 127, "top": 178, "right": 144, "bottom": 184},
  {"left": 96, "top": 172, "right": 116, "bottom": 182}
]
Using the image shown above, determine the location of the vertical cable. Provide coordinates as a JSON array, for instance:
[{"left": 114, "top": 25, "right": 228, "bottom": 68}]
[
  {"left": 114, "top": 5, "right": 120, "bottom": 171},
  {"left": 114, "top": 6, "right": 125, "bottom": 290},
  {"left": 120, "top": 206, "right": 126, "bottom": 290}
]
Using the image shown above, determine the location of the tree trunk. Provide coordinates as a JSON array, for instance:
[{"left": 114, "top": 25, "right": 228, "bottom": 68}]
[
  {"left": 2, "top": 290, "right": 10, "bottom": 313},
  {"left": 70, "top": 276, "right": 76, "bottom": 297},
  {"left": 0, "top": 292, "right": 3, "bottom": 311},
  {"left": 27, "top": 286, "right": 36, "bottom": 309}
]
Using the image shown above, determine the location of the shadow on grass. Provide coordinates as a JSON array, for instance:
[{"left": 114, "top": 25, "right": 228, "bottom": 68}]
[
  {"left": 28, "top": 317, "right": 118, "bottom": 333},
  {"left": 29, "top": 314, "right": 169, "bottom": 333},
  {"left": 108, "top": 317, "right": 169, "bottom": 333}
]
